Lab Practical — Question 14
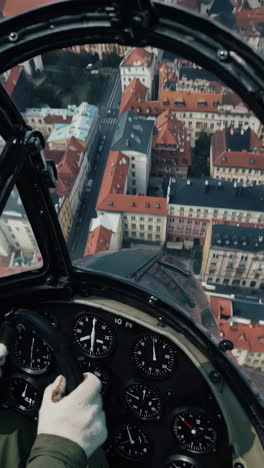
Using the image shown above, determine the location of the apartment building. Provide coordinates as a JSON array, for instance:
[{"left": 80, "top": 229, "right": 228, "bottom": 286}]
[
  {"left": 210, "top": 127, "right": 264, "bottom": 186},
  {"left": 120, "top": 48, "right": 155, "bottom": 99},
  {"left": 84, "top": 212, "right": 123, "bottom": 256},
  {"left": 201, "top": 224, "right": 264, "bottom": 288},
  {"left": 111, "top": 111, "right": 154, "bottom": 195},
  {"left": 52, "top": 192, "right": 73, "bottom": 242},
  {"left": 96, "top": 150, "right": 167, "bottom": 245},
  {"left": 24, "top": 107, "right": 74, "bottom": 139},
  {"left": 167, "top": 177, "right": 264, "bottom": 247},
  {"left": 151, "top": 110, "right": 191, "bottom": 178}
]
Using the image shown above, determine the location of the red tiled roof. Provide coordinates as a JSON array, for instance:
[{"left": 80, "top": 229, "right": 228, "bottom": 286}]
[
  {"left": 236, "top": 8, "right": 264, "bottom": 33},
  {"left": 97, "top": 193, "right": 167, "bottom": 216},
  {"left": 2, "top": 0, "right": 58, "bottom": 17},
  {"left": 4, "top": 66, "right": 22, "bottom": 95},
  {"left": 208, "top": 296, "right": 232, "bottom": 320},
  {"left": 44, "top": 149, "right": 65, "bottom": 165},
  {"left": 44, "top": 114, "right": 72, "bottom": 125},
  {"left": 84, "top": 225, "right": 112, "bottom": 256},
  {"left": 152, "top": 110, "right": 192, "bottom": 166},
  {"left": 220, "top": 319, "right": 264, "bottom": 353},
  {"left": 212, "top": 128, "right": 264, "bottom": 169},
  {"left": 119, "top": 79, "right": 148, "bottom": 115},
  {"left": 97, "top": 151, "right": 129, "bottom": 206},
  {"left": 121, "top": 47, "right": 154, "bottom": 67},
  {"left": 49, "top": 145, "right": 83, "bottom": 197}
]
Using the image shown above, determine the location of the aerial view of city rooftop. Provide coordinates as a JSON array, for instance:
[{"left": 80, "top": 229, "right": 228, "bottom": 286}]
[{"left": 1, "top": 0, "right": 264, "bottom": 373}]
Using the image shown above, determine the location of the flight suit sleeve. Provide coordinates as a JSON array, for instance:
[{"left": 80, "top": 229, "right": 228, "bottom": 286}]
[{"left": 26, "top": 434, "right": 88, "bottom": 468}]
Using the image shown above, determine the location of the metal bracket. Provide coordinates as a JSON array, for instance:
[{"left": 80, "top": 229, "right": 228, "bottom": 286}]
[
  {"left": 109, "top": 0, "right": 155, "bottom": 41},
  {"left": 24, "top": 131, "right": 57, "bottom": 189}
]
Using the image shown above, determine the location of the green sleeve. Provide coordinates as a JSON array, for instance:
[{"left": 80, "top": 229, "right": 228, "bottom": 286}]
[{"left": 26, "top": 434, "right": 87, "bottom": 468}]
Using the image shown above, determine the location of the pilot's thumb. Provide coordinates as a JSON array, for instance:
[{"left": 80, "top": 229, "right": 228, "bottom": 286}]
[{"left": 43, "top": 375, "right": 67, "bottom": 403}]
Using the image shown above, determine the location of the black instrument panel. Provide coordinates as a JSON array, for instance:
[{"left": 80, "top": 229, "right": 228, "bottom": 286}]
[{"left": 0, "top": 302, "right": 232, "bottom": 468}]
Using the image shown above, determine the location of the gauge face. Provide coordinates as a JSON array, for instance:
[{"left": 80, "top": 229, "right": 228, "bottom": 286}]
[
  {"left": 172, "top": 408, "right": 217, "bottom": 454},
  {"left": 13, "top": 328, "right": 52, "bottom": 375},
  {"left": 113, "top": 424, "right": 151, "bottom": 461},
  {"left": 73, "top": 313, "right": 115, "bottom": 358},
  {"left": 124, "top": 383, "right": 161, "bottom": 420},
  {"left": 8, "top": 375, "right": 42, "bottom": 413},
  {"left": 132, "top": 334, "right": 177, "bottom": 378},
  {"left": 167, "top": 456, "right": 199, "bottom": 468},
  {"left": 77, "top": 356, "right": 110, "bottom": 394}
]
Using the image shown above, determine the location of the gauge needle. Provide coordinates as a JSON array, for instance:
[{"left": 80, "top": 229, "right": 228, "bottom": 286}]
[
  {"left": 142, "top": 388, "right": 146, "bottom": 400},
  {"left": 126, "top": 425, "right": 135, "bottom": 445},
  {"left": 180, "top": 416, "right": 193, "bottom": 430},
  {"left": 79, "top": 334, "right": 91, "bottom": 342},
  {"left": 126, "top": 392, "right": 139, "bottom": 400},
  {"left": 30, "top": 337, "right": 35, "bottom": 361},
  {"left": 152, "top": 338, "right": 157, "bottom": 361},
  {"left": 22, "top": 384, "right": 28, "bottom": 398},
  {"left": 90, "top": 317, "right": 97, "bottom": 352}
]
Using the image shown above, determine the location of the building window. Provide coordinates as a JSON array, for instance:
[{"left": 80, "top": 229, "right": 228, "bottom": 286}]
[
  {"left": 131, "top": 216, "right": 135, "bottom": 220},
  {"left": 156, "top": 235, "right": 160, "bottom": 240},
  {"left": 140, "top": 233, "right": 144, "bottom": 239},
  {"left": 131, "top": 164, "right": 135, "bottom": 169},
  {"left": 148, "top": 218, "right": 153, "bottom": 222},
  {"left": 132, "top": 223, "right": 136, "bottom": 229},
  {"left": 132, "top": 180, "right": 136, "bottom": 186},
  {"left": 140, "top": 217, "right": 144, "bottom": 221},
  {"left": 148, "top": 234, "right": 152, "bottom": 240},
  {"left": 132, "top": 231, "right": 136, "bottom": 237},
  {"left": 140, "top": 224, "right": 144, "bottom": 230},
  {"left": 196, "top": 122, "right": 201, "bottom": 129},
  {"left": 148, "top": 225, "right": 152, "bottom": 231},
  {"left": 156, "top": 226, "right": 160, "bottom": 232},
  {"left": 157, "top": 218, "right": 161, "bottom": 223},
  {"left": 132, "top": 172, "right": 136, "bottom": 177}
]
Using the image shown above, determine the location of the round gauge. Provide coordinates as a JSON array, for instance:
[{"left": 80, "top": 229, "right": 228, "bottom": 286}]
[
  {"left": 77, "top": 356, "right": 110, "bottom": 394},
  {"left": 113, "top": 424, "right": 151, "bottom": 461},
  {"left": 8, "top": 374, "right": 42, "bottom": 413},
  {"left": 172, "top": 408, "right": 217, "bottom": 454},
  {"left": 167, "top": 454, "right": 200, "bottom": 468},
  {"left": 132, "top": 334, "right": 177, "bottom": 378},
  {"left": 13, "top": 328, "right": 52, "bottom": 375},
  {"left": 73, "top": 313, "right": 115, "bottom": 358},
  {"left": 124, "top": 383, "right": 161, "bottom": 420}
]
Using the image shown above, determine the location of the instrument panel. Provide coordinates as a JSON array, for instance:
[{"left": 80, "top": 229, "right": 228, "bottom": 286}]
[{"left": 0, "top": 302, "right": 232, "bottom": 468}]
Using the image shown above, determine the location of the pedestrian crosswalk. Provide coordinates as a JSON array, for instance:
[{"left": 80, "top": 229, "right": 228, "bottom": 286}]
[{"left": 100, "top": 117, "right": 117, "bottom": 126}]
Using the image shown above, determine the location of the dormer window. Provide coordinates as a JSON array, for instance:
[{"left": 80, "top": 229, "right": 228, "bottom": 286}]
[{"left": 145, "top": 203, "right": 150, "bottom": 208}]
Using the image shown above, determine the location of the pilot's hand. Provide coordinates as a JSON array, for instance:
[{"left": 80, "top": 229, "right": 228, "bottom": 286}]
[
  {"left": 37, "top": 373, "right": 107, "bottom": 460},
  {"left": 0, "top": 343, "right": 8, "bottom": 377}
]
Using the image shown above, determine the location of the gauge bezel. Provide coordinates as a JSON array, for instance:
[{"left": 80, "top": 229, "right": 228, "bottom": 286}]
[
  {"left": 12, "top": 327, "right": 53, "bottom": 375},
  {"left": 77, "top": 355, "right": 111, "bottom": 394},
  {"left": 122, "top": 381, "right": 162, "bottom": 421},
  {"left": 7, "top": 373, "right": 42, "bottom": 415},
  {"left": 131, "top": 333, "right": 177, "bottom": 380},
  {"left": 171, "top": 407, "right": 218, "bottom": 455},
  {"left": 113, "top": 423, "right": 152, "bottom": 461},
  {"left": 73, "top": 311, "right": 116, "bottom": 359},
  {"left": 166, "top": 454, "right": 200, "bottom": 468}
]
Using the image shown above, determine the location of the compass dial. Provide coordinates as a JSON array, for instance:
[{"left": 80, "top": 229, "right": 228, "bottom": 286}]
[
  {"left": 124, "top": 383, "right": 161, "bottom": 420},
  {"left": 113, "top": 424, "right": 151, "bottom": 461},
  {"left": 172, "top": 408, "right": 217, "bottom": 454},
  {"left": 132, "top": 334, "right": 177, "bottom": 378},
  {"left": 73, "top": 312, "right": 115, "bottom": 358}
]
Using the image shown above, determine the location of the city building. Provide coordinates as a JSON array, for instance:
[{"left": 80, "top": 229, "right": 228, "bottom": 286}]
[
  {"left": 84, "top": 212, "right": 123, "bottom": 256},
  {"left": 24, "top": 106, "right": 74, "bottom": 139},
  {"left": 96, "top": 150, "right": 167, "bottom": 245},
  {"left": 151, "top": 109, "right": 191, "bottom": 178},
  {"left": 68, "top": 43, "right": 128, "bottom": 59},
  {"left": 210, "top": 127, "right": 264, "bottom": 186},
  {"left": 111, "top": 111, "right": 154, "bottom": 195},
  {"left": 167, "top": 177, "right": 264, "bottom": 247},
  {"left": 119, "top": 79, "right": 148, "bottom": 115},
  {"left": 201, "top": 224, "right": 264, "bottom": 288},
  {"left": 120, "top": 48, "right": 155, "bottom": 99},
  {"left": 2, "top": 65, "right": 32, "bottom": 111},
  {"left": 51, "top": 192, "right": 73, "bottom": 242}
]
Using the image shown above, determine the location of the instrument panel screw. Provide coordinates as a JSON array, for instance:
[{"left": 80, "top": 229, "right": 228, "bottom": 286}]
[
  {"left": 234, "top": 463, "right": 244, "bottom": 468},
  {"left": 217, "top": 49, "right": 229, "bottom": 61},
  {"left": 157, "top": 317, "right": 166, "bottom": 328},
  {"left": 9, "top": 32, "right": 19, "bottom": 42},
  {"left": 148, "top": 295, "right": 158, "bottom": 305},
  {"left": 209, "top": 370, "right": 222, "bottom": 384},
  {"left": 219, "top": 339, "right": 234, "bottom": 351}
]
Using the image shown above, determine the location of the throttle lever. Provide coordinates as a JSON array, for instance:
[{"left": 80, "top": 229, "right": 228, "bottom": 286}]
[{"left": 5, "top": 309, "right": 82, "bottom": 394}]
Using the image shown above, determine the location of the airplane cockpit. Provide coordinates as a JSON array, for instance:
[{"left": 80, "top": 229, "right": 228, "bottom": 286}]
[{"left": 0, "top": 1, "right": 264, "bottom": 467}]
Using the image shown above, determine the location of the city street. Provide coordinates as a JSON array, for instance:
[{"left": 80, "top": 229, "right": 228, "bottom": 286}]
[{"left": 69, "top": 72, "right": 121, "bottom": 260}]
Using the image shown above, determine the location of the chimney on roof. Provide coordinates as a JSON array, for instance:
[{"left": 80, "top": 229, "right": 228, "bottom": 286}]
[{"left": 204, "top": 180, "right": 209, "bottom": 193}]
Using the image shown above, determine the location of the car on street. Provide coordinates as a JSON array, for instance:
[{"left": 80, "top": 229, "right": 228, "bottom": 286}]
[{"left": 86, "top": 179, "right": 93, "bottom": 192}]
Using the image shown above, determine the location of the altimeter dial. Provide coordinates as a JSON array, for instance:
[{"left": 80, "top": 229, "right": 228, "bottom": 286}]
[
  {"left": 73, "top": 313, "right": 115, "bottom": 358},
  {"left": 124, "top": 383, "right": 161, "bottom": 420},
  {"left": 132, "top": 334, "right": 177, "bottom": 378},
  {"left": 13, "top": 328, "right": 52, "bottom": 375}
]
